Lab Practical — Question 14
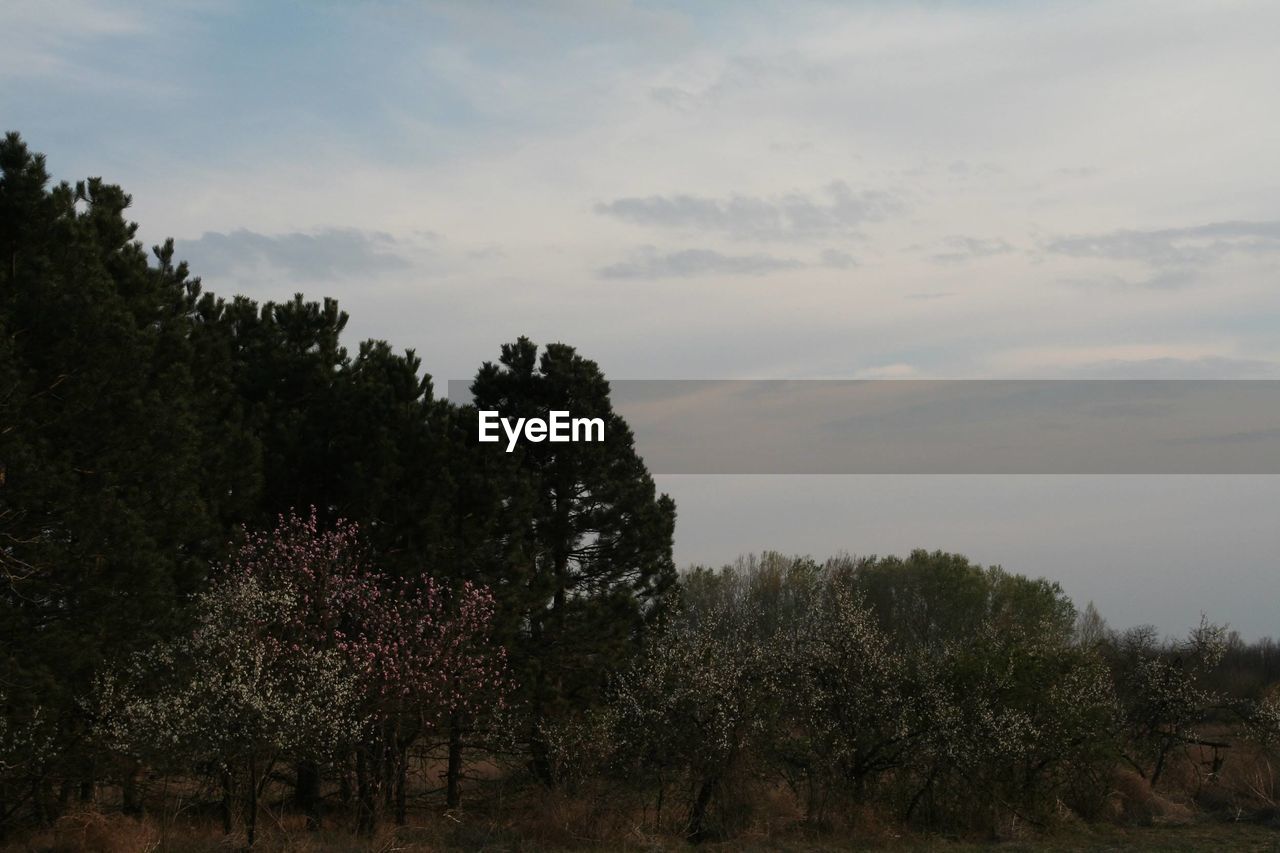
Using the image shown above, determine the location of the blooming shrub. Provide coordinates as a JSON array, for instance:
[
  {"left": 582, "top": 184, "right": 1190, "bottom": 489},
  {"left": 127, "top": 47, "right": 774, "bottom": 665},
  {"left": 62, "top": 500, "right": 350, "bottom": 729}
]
[{"left": 93, "top": 509, "right": 511, "bottom": 840}]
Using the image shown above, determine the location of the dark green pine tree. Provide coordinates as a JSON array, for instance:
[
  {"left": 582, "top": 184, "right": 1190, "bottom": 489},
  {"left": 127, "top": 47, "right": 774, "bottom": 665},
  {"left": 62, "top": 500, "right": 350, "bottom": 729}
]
[
  {"left": 332, "top": 339, "right": 456, "bottom": 578},
  {"left": 229, "top": 293, "right": 351, "bottom": 522},
  {"left": 470, "top": 337, "right": 677, "bottom": 781},
  {"left": 0, "top": 133, "right": 226, "bottom": 824}
]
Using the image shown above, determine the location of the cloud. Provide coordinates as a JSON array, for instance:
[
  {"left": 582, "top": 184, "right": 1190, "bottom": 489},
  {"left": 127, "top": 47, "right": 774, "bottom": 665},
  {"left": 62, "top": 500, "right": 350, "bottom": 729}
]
[
  {"left": 923, "top": 236, "right": 1016, "bottom": 264},
  {"left": 0, "top": 0, "right": 166, "bottom": 91},
  {"left": 599, "top": 247, "right": 803, "bottom": 279},
  {"left": 1046, "top": 220, "right": 1280, "bottom": 266},
  {"left": 854, "top": 363, "right": 918, "bottom": 379},
  {"left": 1056, "top": 270, "right": 1201, "bottom": 291},
  {"left": 599, "top": 245, "right": 857, "bottom": 280},
  {"left": 648, "top": 52, "right": 826, "bottom": 113},
  {"left": 178, "top": 227, "right": 412, "bottom": 281},
  {"left": 1066, "top": 356, "right": 1280, "bottom": 380},
  {"left": 820, "top": 249, "right": 857, "bottom": 269},
  {"left": 595, "top": 181, "right": 902, "bottom": 241},
  {"left": 467, "top": 244, "right": 505, "bottom": 260}
]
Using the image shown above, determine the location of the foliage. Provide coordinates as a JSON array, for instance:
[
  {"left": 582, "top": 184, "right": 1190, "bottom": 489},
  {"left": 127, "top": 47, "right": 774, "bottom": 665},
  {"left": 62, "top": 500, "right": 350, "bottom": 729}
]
[
  {"left": 470, "top": 337, "right": 678, "bottom": 779},
  {"left": 604, "top": 554, "right": 1123, "bottom": 838},
  {"left": 91, "top": 511, "right": 510, "bottom": 841},
  {"left": 1111, "top": 617, "right": 1229, "bottom": 786},
  {"left": 93, "top": 573, "right": 364, "bottom": 772}
]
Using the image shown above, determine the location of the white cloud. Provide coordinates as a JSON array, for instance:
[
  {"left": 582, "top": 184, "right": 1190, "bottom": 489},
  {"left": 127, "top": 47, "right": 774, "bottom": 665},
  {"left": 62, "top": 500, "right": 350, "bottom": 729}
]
[
  {"left": 599, "top": 247, "right": 803, "bottom": 279},
  {"left": 596, "top": 182, "right": 902, "bottom": 242}
]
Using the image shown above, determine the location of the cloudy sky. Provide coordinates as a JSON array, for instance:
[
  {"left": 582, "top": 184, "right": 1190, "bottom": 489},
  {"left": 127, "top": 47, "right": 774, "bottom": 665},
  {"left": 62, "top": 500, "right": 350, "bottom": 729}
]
[{"left": 5, "top": 0, "right": 1279, "bottom": 636}]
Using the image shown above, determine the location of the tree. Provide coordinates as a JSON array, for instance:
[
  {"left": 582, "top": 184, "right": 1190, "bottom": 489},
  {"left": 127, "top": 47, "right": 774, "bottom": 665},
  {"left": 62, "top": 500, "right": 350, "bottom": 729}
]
[
  {"left": 842, "top": 550, "right": 1076, "bottom": 650},
  {"left": 222, "top": 509, "right": 510, "bottom": 834},
  {"left": 1112, "top": 617, "right": 1228, "bottom": 787},
  {"left": 612, "top": 576, "right": 785, "bottom": 842},
  {"left": 1075, "top": 601, "right": 1112, "bottom": 649},
  {"left": 469, "top": 337, "right": 676, "bottom": 781},
  {"left": 0, "top": 133, "right": 224, "bottom": 827},
  {"left": 189, "top": 291, "right": 465, "bottom": 820},
  {"left": 779, "top": 579, "right": 914, "bottom": 824},
  {"left": 95, "top": 510, "right": 510, "bottom": 840},
  {"left": 93, "top": 572, "right": 364, "bottom": 847}
]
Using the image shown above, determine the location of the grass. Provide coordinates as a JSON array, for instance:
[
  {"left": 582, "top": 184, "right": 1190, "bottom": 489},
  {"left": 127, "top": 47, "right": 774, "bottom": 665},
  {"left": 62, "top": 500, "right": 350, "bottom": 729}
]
[{"left": 5, "top": 811, "right": 1279, "bottom": 853}]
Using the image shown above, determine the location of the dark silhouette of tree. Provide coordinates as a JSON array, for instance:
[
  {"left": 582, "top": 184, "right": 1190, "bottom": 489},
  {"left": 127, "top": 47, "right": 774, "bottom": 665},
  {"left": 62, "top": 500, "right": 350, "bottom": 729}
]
[
  {"left": 470, "top": 337, "right": 677, "bottom": 781},
  {"left": 0, "top": 132, "right": 226, "bottom": 824}
]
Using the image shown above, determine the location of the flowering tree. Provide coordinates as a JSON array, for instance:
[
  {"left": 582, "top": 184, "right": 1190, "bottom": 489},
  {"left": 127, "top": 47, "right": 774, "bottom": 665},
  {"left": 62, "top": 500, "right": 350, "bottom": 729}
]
[
  {"left": 94, "top": 572, "right": 365, "bottom": 846},
  {"left": 1113, "top": 617, "right": 1228, "bottom": 787},
  {"left": 610, "top": 555, "right": 1122, "bottom": 839},
  {"left": 610, "top": 562, "right": 813, "bottom": 841},
  {"left": 95, "top": 510, "right": 511, "bottom": 842},
  {"left": 613, "top": 598, "right": 784, "bottom": 842},
  {"left": 900, "top": 619, "right": 1117, "bottom": 830},
  {"left": 778, "top": 581, "right": 916, "bottom": 824},
  {"left": 222, "top": 509, "right": 510, "bottom": 833},
  {"left": 0, "top": 693, "right": 60, "bottom": 830}
]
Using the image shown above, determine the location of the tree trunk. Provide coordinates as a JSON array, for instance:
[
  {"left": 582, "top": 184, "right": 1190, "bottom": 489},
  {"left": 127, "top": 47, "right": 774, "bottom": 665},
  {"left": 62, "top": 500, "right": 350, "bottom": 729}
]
[
  {"left": 121, "top": 763, "right": 142, "bottom": 817},
  {"left": 338, "top": 755, "right": 352, "bottom": 808},
  {"left": 382, "top": 746, "right": 394, "bottom": 810},
  {"left": 246, "top": 757, "right": 258, "bottom": 848},
  {"left": 220, "top": 770, "right": 234, "bottom": 836},
  {"left": 57, "top": 778, "right": 72, "bottom": 816},
  {"left": 687, "top": 774, "right": 718, "bottom": 844},
  {"left": 446, "top": 719, "right": 464, "bottom": 809},
  {"left": 76, "top": 760, "right": 95, "bottom": 805},
  {"left": 356, "top": 745, "right": 378, "bottom": 837},
  {"left": 296, "top": 759, "right": 321, "bottom": 831},
  {"left": 394, "top": 745, "right": 408, "bottom": 826},
  {"left": 32, "top": 779, "right": 50, "bottom": 827},
  {"left": 1151, "top": 740, "right": 1172, "bottom": 788},
  {"left": 528, "top": 659, "right": 554, "bottom": 785}
]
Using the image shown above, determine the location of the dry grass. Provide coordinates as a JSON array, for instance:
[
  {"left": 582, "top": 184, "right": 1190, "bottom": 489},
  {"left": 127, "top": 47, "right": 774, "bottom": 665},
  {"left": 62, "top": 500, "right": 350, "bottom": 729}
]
[
  {"left": 1103, "top": 769, "right": 1196, "bottom": 826},
  {"left": 9, "top": 747, "right": 1280, "bottom": 853},
  {"left": 5, "top": 808, "right": 1280, "bottom": 853},
  {"left": 24, "top": 811, "right": 159, "bottom": 853}
]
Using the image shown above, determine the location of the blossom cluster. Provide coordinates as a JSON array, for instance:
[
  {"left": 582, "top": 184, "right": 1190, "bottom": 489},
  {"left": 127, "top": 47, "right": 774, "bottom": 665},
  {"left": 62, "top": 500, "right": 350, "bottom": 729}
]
[{"left": 93, "top": 508, "right": 512, "bottom": 774}]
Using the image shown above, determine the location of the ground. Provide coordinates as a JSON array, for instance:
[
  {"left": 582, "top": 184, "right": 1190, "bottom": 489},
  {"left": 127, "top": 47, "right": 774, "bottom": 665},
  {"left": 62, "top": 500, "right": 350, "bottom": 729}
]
[{"left": 7, "top": 815, "right": 1280, "bottom": 853}]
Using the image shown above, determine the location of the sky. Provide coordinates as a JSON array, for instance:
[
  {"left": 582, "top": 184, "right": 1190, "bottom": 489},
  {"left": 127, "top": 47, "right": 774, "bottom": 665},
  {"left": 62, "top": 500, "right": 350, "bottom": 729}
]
[{"left": 4, "top": 0, "right": 1279, "bottom": 637}]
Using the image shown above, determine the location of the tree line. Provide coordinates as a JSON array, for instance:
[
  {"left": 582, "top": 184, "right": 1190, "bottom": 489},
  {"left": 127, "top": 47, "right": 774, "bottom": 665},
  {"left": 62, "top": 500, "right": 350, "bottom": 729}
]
[
  {"left": 563, "top": 552, "right": 1280, "bottom": 840},
  {"left": 0, "top": 131, "right": 674, "bottom": 839},
  {"left": 2, "top": 133, "right": 1278, "bottom": 846}
]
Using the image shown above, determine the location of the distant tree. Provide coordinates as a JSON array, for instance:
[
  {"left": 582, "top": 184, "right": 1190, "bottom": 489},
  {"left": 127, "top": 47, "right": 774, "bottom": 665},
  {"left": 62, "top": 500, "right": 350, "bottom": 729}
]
[
  {"left": 843, "top": 550, "right": 1076, "bottom": 650},
  {"left": 1076, "top": 600, "right": 1112, "bottom": 649},
  {"left": 900, "top": 618, "right": 1117, "bottom": 829}
]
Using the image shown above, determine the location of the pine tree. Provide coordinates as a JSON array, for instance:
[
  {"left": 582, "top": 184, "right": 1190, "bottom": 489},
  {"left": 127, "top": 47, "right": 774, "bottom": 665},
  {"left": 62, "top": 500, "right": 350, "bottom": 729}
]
[
  {"left": 470, "top": 337, "right": 677, "bottom": 781},
  {"left": 0, "top": 133, "right": 220, "bottom": 821}
]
